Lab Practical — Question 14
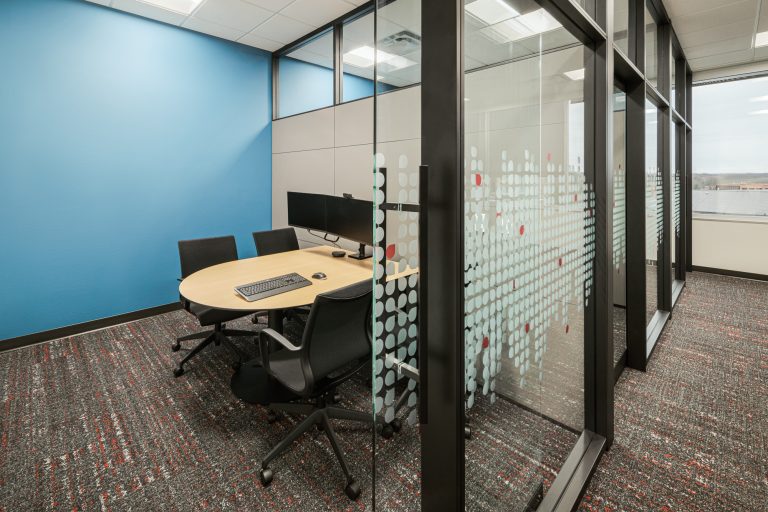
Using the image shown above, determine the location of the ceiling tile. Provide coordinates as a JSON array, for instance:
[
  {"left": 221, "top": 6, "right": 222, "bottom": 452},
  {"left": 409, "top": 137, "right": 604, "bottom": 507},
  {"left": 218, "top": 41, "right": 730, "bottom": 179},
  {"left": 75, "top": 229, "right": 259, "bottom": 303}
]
[
  {"left": 242, "top": 0, "right": 295, "bottom": 11},
  {"left": 280, "top": 0, "right": 356, "bottom": 27},
  {"left": 238, "top": 31, "right": 284, "bottom": 51},
  {"left": 671, "top": 0, "right": 757, "bottom": 35},
  {"left": 679, "top": 19, "right": 755, "bottom": 48},
  {"left": 183, "top": 16, "right": 247, "bottom": 41},
  {"left": 86, "top": 0, "right": 112, "bottom": 6},
  {"left": 684, "top": 35, "right": 755, "bottom": 60},
  {"left": 248, "top": 13, "right": 315, "bottom": 44},
  {"left": 111, "top": 0, "right": 186, "bottom": 25},
  {"left": 194, "top": 0, "right": 273, "bottom": 32},
  {"left": 666, "top": 0, "right": 755, "bottom": 19},
  {"left": 688, "top": 48, "right": 754, "bottom": 71}
]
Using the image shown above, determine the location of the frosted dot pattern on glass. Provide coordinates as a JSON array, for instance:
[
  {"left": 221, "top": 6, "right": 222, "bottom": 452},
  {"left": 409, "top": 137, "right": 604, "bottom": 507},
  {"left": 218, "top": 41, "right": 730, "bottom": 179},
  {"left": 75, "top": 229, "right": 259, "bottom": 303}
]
[
  {"left": 645, "top": 165, "right": 664, "bottom": 257},
  {"left": 463, "top": 146, "right": 595, "bottom": 411},
  {"left": 674, "top": 172, "right": 681, "bottom": 236},
  {"left": 373, "top": 154, "right": 420, "bottom": 427},
  {"left": 613, "top": 164, "right": 626, "bottom": 267}
]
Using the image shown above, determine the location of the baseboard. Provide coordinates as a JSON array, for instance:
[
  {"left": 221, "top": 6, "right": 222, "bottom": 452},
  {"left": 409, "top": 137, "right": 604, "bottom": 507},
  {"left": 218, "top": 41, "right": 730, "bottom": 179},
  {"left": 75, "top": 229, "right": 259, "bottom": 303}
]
[
  {"left": 692, "top": 266, "right": 768, "bottom": 282},
  {"left": 0, "top": 302, "right": 183, "bottom": 353}
]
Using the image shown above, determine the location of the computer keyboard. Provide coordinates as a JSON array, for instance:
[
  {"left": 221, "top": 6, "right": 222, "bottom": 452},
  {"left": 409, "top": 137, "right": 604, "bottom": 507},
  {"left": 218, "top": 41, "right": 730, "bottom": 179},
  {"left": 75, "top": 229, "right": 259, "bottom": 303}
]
[{"left": 234, "top": 272, "right": 312, "bottom": 302}]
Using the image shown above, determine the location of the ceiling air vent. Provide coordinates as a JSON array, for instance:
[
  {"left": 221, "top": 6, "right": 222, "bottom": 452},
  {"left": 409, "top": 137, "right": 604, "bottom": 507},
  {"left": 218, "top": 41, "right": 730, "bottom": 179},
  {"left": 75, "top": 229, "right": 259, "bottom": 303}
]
[{"left": 378, "top": 30, "right": 421, "bottom": 55}]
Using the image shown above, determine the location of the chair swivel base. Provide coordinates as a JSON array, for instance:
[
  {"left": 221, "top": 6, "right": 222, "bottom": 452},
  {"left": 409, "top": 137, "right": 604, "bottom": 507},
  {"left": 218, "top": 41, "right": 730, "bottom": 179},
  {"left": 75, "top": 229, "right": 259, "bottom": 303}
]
[{"left": 172, "top": 324, "right": 254, "bottom": 377}]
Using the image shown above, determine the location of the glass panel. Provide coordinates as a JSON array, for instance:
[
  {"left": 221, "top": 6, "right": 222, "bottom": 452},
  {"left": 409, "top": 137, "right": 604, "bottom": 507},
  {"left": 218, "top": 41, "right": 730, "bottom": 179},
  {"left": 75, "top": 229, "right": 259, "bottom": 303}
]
[
  {"left": 277, "top": 29, "right": 334, "bottom": 118},
  {"left": 692, "top": 77, "right": 768, "bottom": 217},
  {"left": 342, "top": 12, "right": 376, "bottom": 102},
  {"left": 464, "top": 3, "right": 589, "bottom": 505},
  {"left": 372, "top": 0, "right": 421, "bottom": 509},
  {"left": 645, "top": 100, "right": 660, "bottom": 326},
  {"left": 671, "top": 56, "right": 677, "bottom": 109},
  {"left": 613, "top": 89, "right": 627, "bottom": 366},
  {"left": 645, "top": 4, "right": 658, "bottom": 89},
  {"left": 671, "top": 118, "right": 677, "bottom": 270},
  {"left": 614, "top": 0, "right": 629, "bottom": 56},
  {"left": 376, "top": 0, "right": 421, "bottom": 91}
]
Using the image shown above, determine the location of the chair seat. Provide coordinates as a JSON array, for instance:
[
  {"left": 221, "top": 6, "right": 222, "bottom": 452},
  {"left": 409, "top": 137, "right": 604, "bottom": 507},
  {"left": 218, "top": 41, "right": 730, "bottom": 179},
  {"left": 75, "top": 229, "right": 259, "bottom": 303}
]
[{"left": 188, "top": 302, "right": 249, "bottom": 326}]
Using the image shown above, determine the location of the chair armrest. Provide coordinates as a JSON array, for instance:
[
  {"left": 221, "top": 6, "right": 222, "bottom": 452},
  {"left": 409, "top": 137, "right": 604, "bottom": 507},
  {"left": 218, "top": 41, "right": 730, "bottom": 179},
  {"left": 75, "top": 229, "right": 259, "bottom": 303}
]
[{"left": 259, "top": 329, "right": 302, "bottom": 373}]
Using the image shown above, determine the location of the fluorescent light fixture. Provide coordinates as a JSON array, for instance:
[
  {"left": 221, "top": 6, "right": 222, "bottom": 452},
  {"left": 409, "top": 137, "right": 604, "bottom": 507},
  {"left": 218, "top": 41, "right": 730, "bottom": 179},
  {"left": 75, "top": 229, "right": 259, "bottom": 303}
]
[
  {"left": 482, "top": 8, "right": 561, "bottom": 44},
  {"left": 466, "top": 0, "right": 519, "bottom": 25},
  {"left": 343, "top": 46, "right": 416, "bottom": 71},
  {"left": 755, "top": 30, "right": 768, "bottom": 48},
  {"left": 564, "top": 68, "right": 585, "bottom": 80},
  {"left": 750, "top": 95, "right": 768, "bottom": 102},
  {"left": 749, "top": 109, "right": 768, "bottom": 115},
  {"left": 138, "top": 0, "right": 203, "bottom": 14}
]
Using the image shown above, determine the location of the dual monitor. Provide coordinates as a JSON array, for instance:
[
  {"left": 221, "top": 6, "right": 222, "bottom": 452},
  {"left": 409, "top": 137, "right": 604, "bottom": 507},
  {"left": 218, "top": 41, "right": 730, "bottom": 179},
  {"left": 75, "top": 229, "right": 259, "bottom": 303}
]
[{"left": 287, "top": 191, "right": 373, "bottom": 260}]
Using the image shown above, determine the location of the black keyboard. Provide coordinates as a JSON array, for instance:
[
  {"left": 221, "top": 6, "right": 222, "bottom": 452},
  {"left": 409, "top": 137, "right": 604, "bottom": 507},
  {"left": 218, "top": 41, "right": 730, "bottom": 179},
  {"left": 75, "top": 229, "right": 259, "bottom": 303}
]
[{"left": 234, "top": 273, "right": 312, "bottom": 302}]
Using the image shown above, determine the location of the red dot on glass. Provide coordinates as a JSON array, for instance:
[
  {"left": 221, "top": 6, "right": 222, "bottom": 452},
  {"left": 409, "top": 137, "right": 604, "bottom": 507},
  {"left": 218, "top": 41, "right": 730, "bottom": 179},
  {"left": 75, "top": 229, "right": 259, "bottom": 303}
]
[
  {"left": 475, "top": 174, "right": 482, "bottom": 186},
  {"left": 496, "top": 211, "right": 502, "bottom": 218},
  {"left": 565, "top": 324, "right": 570, "bottom": 334},
  {"left": 547, "top": 152, "right": 552, "bottom": 162},
  {"left": 558, "top": 257, "right": 563, "bottom": 267},
  {"left": 386, "top": 244, "right": 396, "bottom": 260},
  {"left": 525, "top": 323, "right": 530, "bottom": 334},
  {"left": 519, "top": 225, "right": 525, "bottom": 236},
  {"left": 482, "top": 336, "right": 489, "bottom": 349},
  {"left": 574, "top": 194, "right": 578, "bottom": 203}
]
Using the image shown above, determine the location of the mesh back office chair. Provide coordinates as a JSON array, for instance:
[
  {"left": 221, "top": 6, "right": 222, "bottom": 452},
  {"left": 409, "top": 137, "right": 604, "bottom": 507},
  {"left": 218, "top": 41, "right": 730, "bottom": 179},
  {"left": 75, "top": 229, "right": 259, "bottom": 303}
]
[
  {"left": 257, "top": 281, "right": 388, "bottom": 501},
  {"left": 251, "top": 228, "right": 309, "bottom": 325},
  {"left": 173, "top": 236, "right": 254, "bottom": 377}
]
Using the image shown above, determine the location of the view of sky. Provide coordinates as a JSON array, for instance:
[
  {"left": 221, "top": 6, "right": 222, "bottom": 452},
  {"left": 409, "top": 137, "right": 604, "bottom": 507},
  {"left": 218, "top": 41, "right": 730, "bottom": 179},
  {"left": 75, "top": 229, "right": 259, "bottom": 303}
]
[{"left": 692, "top": 76, "right": 768, "bottom": 174}]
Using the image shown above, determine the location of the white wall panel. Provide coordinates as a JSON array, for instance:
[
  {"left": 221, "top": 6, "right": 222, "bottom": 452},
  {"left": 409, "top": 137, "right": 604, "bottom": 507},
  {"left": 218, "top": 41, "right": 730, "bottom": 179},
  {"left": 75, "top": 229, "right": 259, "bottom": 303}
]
[
  {"left": 335, "top": 144, "right": 374, "bottom": 200},
  {"left": 273, "top": 107, "right": 334, "bottom": 153},
  {"left": 377, "top": 87, "right": 421, "bottom": 143},
  {"left": 335, "top": 98, "right": 373, "bottom": 147},
  {"left": 692, "top": 217, "right": 768, "bottom": 275}
]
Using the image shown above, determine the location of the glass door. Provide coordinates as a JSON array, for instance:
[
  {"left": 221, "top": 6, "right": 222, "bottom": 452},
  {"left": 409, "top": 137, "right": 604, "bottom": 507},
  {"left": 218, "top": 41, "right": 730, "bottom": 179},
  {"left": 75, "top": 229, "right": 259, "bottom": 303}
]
[
  {"left": 614, "top": 88, "right": 628, "bottom": 369},
  {"left": 463, "top": 1, "right": 592, "bottom": 507}
]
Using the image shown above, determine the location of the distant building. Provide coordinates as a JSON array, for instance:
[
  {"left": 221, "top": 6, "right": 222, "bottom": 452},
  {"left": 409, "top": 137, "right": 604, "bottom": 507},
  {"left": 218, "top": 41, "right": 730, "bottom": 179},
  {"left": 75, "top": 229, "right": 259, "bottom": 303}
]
[{"left": 714, "top": 183, "right": 768, "bottom": 190}]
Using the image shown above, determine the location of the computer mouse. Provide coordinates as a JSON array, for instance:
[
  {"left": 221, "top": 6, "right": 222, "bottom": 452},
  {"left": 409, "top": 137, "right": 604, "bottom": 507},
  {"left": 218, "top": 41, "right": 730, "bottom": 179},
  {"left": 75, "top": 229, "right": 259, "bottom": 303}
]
[{"left": 312, "top": 272, "right": 327, "bottom": 280}]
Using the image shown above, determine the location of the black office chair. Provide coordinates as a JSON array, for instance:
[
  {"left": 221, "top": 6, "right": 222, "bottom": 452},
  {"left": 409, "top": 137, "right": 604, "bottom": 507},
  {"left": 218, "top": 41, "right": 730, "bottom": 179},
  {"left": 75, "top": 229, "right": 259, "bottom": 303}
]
[
  {"left": 257, "top": 281, "right": 385, "bottom": 501},
  {"left": 252, "top": 228, "right": 308, "bottom": 325},
  {"left": 252, "top": 227, "right": 300, "bottom": 256},
  {"left": 173, "top": 236, "right": 254, "bottom": 378}
]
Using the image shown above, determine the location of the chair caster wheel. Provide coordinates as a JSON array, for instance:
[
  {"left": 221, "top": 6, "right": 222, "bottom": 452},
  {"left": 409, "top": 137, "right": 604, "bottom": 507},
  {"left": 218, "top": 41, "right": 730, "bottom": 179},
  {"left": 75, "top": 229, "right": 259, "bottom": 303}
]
[
  {"left": 380, "top": 424, "right": 394, "bottom": 439},
  {"left": 465, "top": 426, "right": 472, "bottom": 439},
  {"left": 260, "top": 468, "right": 273, "bottom": 486},
  {"left": 171, "top": 343, "right": 181, "bottom": 352},
  {"left": 344, "top": 480, "right": 361, "bottom": 500},
  {"left": 173, "top": 367, "right": 184, "bottom": 378},
  {"left": 390, "top": 418, "right": 402, "bottom": 432}
]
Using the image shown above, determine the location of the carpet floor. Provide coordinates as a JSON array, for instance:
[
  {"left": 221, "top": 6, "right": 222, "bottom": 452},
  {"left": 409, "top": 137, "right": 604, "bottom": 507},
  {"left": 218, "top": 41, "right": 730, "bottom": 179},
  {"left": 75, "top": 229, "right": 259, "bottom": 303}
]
[
  {"left": 579, "top": 272, "right": 768, "bottom": 511},
  {"left": 0, "top": 311, "right": 575, "bottom": 511}
]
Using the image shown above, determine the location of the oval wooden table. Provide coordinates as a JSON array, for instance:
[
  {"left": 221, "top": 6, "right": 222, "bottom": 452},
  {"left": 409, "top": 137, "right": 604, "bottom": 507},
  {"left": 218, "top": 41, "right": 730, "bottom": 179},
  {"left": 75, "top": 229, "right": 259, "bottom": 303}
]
[{"left": 179, "top": 245, "right": 378, "bottom": 332}]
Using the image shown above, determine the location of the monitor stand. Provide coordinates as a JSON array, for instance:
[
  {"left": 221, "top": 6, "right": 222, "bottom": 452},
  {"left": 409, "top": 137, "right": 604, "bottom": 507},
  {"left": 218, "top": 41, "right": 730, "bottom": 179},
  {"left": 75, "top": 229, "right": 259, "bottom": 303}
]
[{"left": 347, "top": 243, "right": 372, "bottom": 260}]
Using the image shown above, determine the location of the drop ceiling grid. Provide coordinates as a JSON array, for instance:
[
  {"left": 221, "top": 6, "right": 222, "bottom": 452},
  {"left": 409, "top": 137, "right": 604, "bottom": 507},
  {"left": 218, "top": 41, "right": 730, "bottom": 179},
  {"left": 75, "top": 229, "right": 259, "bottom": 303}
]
[{"left": 85, "top": 0, "right": 366, "bottom": 52}]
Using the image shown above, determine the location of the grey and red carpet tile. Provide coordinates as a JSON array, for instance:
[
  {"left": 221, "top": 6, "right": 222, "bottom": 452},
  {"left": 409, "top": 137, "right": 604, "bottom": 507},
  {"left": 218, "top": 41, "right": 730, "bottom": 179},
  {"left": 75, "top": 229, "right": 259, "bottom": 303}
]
[
  {"left": 0, "top": 310, "right": 575, "bottom": 511},
  {"left": 579, "top": 272, "right": 768, "bottom": 511}
]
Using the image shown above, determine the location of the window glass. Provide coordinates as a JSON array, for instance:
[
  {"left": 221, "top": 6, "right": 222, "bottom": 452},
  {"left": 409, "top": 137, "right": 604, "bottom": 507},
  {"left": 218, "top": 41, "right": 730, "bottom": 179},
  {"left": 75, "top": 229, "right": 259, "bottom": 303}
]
[
  {"left": 645, "top": 100, "right": 661, "bottom": 326},
  {"left": 342, "top": 12, "right": 376, "bottom": 102},
  {"left": 670, "top": 56, "right": 677, "bottom": 108},
  {"left": 613, "top": 89, "right": 627, "bottom": 366},
  {"left": 645, "top": 4, "right": 658, "bottom": 89},
  {"left": 614, "top": 0, "right": 629, "bottom": 56},
  {"left": 692, "top": 77, "right": 768, "bottom": 217},
  {"left": 374, "top": 0, "right": 421, "bottom": 90},
  {"left": 278, "top": 30, "right": 334, "bottom": 118}
]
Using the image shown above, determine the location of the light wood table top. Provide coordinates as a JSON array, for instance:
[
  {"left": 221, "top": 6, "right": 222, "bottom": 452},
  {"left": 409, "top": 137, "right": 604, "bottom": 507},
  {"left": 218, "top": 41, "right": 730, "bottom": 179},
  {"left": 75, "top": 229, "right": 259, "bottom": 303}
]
[{"left": 180, "top": 245, "right": 383, "bottom": 312}]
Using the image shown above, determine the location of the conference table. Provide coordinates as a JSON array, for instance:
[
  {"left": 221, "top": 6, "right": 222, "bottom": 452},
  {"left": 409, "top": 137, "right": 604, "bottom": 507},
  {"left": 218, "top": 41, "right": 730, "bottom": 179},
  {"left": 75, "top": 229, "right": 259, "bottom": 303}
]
[{"left": 179, "top": 245, "right": 382, "bottom": 332}]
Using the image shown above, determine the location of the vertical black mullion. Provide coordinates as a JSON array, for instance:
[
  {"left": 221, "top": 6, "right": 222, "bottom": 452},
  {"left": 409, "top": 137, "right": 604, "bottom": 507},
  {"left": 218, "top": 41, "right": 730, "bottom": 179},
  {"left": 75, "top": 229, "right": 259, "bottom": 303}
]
[
  {"left": 676, "top": 122, "right": 687, "bottom": 281},
  {"left": 333, "top": 23, "right": 343, "bottom": 105},
  {"left": 659, "top": 24, "right": 672, "bottom": 312},
  {"left": 583, "top": 0, "right": 614, "bottom": 447},
  {"left": 632, "top": 0, "right": 645, "bottom": 73},
  {"left": 685, "top": 67, "right": 693, "bottom": 273},
  {"left": 625, "top": 79, "right": 647, "bottom": 370},
  {"left": 272, "top": 53, "right": 280, "bottom": 120},
  {"left": 420, "top": 0, "right": 464, "bottom": 510}
]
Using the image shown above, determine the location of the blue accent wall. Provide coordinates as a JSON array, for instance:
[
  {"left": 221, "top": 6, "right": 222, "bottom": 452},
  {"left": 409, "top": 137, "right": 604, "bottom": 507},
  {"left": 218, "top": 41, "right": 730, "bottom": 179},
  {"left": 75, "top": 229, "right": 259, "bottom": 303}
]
[
  {"left": 278, "top": 57, "right": 385, "bottom": 117},
  {"left": 0, "top": 0, "right": 273, "bottom": 340}
]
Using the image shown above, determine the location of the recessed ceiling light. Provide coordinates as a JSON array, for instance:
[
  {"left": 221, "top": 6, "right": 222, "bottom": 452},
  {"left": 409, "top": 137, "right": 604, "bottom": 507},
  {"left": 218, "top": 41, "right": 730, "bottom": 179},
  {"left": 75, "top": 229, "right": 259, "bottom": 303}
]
[
  {"left": 750, "top": 95, "right": 768, "bottom": 102},
  {"left": 482, "top": 9, "right": 561, "bottom": 44},
  {"left": 466, "top": 0, "right": 519, "bottom": 25},
  {"left": 564, "top": 68, "right": 585, "bottom": 80},
  {"left": 343, "top": 46, "right": 416, "bottom": 71},
  {"left": 749, "top": 109, "right": 768, "bottom": 115},
  {"left": 138, "top": 0, "right": 203, "bottom": 15},
  {"left": 755, "top": 31, "right": 768, "bottom": 48}
]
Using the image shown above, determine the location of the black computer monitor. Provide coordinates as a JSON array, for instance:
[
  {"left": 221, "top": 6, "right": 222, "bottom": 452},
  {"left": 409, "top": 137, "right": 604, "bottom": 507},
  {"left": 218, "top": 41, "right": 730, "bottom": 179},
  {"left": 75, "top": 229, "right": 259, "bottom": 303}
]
[
  {"left": 287, "top": 192, "right": 374, "bottom": 259},
  {"left": 287, "top": 192, "right": 327, "bottom": 232}
]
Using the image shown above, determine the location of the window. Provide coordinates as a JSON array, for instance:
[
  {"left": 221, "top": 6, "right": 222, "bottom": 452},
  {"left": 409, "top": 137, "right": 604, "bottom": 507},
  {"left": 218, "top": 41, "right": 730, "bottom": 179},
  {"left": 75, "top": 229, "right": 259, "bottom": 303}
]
[
  {"left": 645, "top": 3, "right": 658, "bottom": 89},
  {"left": 342, "top": 12, "right": 376, "bottom": 102},
  {"left": 614, "top": 0, "right": 629, "bottom": 56},
  {"left": 692, "top": 76, "right": 768, "bottom": 217},
  {"left": 277, "top": 30, "right": 334, "bottom": 118}
]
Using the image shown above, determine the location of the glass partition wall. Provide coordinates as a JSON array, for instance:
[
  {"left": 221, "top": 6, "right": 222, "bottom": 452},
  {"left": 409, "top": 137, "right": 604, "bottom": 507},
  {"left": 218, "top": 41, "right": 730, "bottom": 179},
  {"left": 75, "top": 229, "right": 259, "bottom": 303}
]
[
  {"left": 645, "top": 100, "right": 661, "bottom": 327},
  {"left": 614, "top": 88, "right": 628, "bottom": 369}
]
